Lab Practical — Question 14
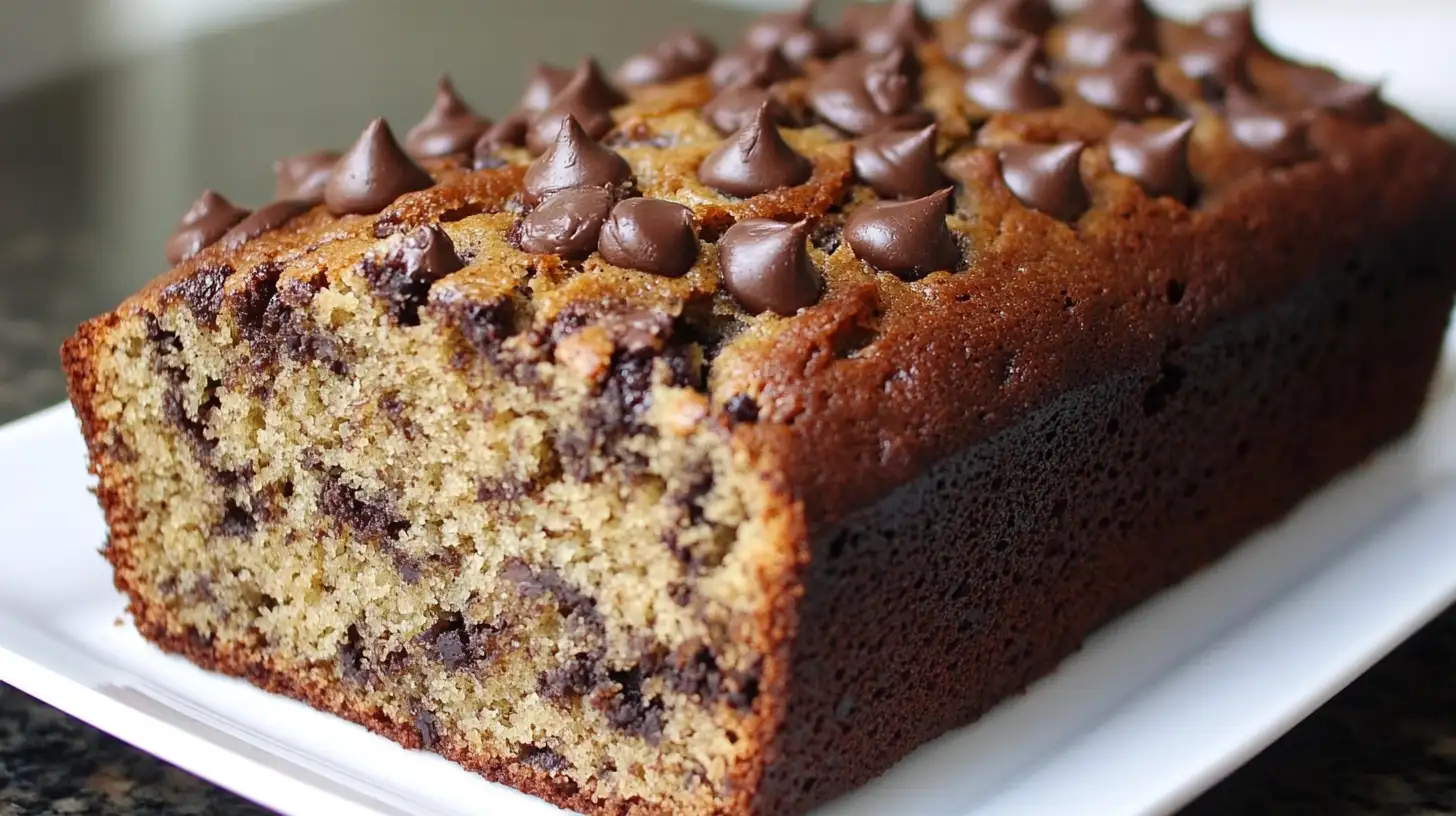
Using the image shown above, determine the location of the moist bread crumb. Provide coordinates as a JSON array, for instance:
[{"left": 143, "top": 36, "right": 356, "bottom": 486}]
[{"left": 62, "top": 2, "right": 1456, "bottom": 814}]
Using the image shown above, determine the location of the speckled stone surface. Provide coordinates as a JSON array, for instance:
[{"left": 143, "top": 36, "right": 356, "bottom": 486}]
[{"left": 0, "top": 1, "right": 1451, "bottom": 814}]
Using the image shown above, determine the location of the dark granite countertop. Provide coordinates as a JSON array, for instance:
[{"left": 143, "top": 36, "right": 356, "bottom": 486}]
[{"left": 0, "top": 1, "right": 1451, "bottom": 814}]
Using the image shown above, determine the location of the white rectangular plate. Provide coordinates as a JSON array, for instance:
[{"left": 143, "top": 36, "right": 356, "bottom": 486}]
[{"left": 3, "top": 355, "right": 1456, "bottom": 816}]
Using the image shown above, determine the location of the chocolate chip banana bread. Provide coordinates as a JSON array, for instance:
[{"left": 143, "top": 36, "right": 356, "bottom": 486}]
[{"left": 61, "top": 1, "right": 1456, "bottom": 814}]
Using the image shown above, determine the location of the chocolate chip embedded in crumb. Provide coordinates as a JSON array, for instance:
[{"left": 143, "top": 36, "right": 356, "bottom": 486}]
[
  {"left": 725, "top": 394, "right": 760, "bottom": 423},
  {"left": 518, "top": 745, "right": 570, "bottom": 774},
  {"left": 413, "top": 707, "right": 442, "bottom": 752},
  {"left": 404, "top": 75, "right": 492, "bottom": 159},
  {"left": 538, "top": 653, "right": 599, "bottom": 700},
  {"left": 592, "top": 667, "right": 665, "bottom": 745},
  {"left": 273, "top": 150, "right": 340, "bottom": 203},
  {"left": 1108, "top": 119, "right": 1196, "bottom": 201},
  {"left": 361, "top": 224, "right": 464, "bottom": 325},
  {"left": 165, "top": 191, "right": 250, "bottom": 266},
  {"left": 845, "top": 188, "right": 959, "bottom": 280},
  {"left": 599, "top": 197, "right": 699, "bottom": 277},
  {"left": 522, "top": 115, "right": 633, "bottom": 206},
  {"left": 323, "top": 118, "right": 434, "bottom": 216},
  {"left": 698, "top": 104, "right": 812, "bottom": 198},
  {"left": 338, "top": 624, "right": 371, "bottom": 685},
  {"left": 161, "top": 264, "right": 234, "bottom": 328},
  {"left": 998, "top": 142, "right": 1089, "bottom": 222},
  {"left": 718, "top": 219, "right": 822, "bottom": 316}
]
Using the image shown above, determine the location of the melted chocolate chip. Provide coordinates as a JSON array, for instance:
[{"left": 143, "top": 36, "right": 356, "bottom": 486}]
[
  {"left": 522, "top": 115, "right": 633, "bottom": 205},
  {"left": 1108, "top": 119, "right": 1196, "bottom": 201},
  {"left": 220, "top": 199, "right": 312, "bottom": 251},
  {"left": 718, "top": 219, "right": 822, "bottom": 315},
  {"left": 853, "top": 124, "right": 947, "bottom": 199},
  {"left": 808, "top": 47, "right": 924, "bottom": 135},
  {"left": 519, "top": 188, "right": 614, "bottom": 259},
  {"left": 964, "top": 38, "right": 1060, "bottom": 113},
  {"left": 839, "top": 0, "right": 933, "bottom": 55},
  {"left": 1174, "top": 36, "right": 1248, "bottom": 98},
  {"left": 960, "top": 0, "right": 1055, "bottom": 43},
  {"left": 520, "top": 62, "right": 574, "bottom": 113},
  {"left": 999, "top": 141, "right": 1088, "bottom": 221},
  {"left": 845, "top": 188, "right": 959, "bottom": 279},
  {"left": 1073, "top": 54, "right": 1167, "bottom": 118},
  {"left": 698, "top": 104, "right": 812, "bottom": 198},
  {"left": 616, "top": 29, "right": 718, "bottom": 86},
  {"left": 599, "top": 198, "right": 699, "bottom": 277},
  {"left": 743, "top": 2, "right": 844, "bottom": 64},
  {"left": 323, "top": 118, "right": 434, "bottom": 216},
  {"left": 725, "top": 394, "right": 760, "bottom": 423},
  {"left": 361, "top": 224, "right": 464, "bottom": 325},
  {"left": 1060, "top": 0, "right": 1159, "bottom": 67},
  {"left": 165, "top": 191, "right": 250, "bottom": 265},
  {"left": 1225, "top": 86, "right": 1309, "bottom": 165},
  {"left": 702, "top": 80, "right": 793, "bottom": 135},
  {"left": 473, "top": 110, "right": 530, "bottom": 169},
  {"left": 273, "top": 150, "right": 339, "bottom": 202},
  {"left": 404, "top": 76, "right": 492, "bottom": 159},
  {"left": 708, "top": 45, "right": 799, "bottom": 90},
  {"left": 525, "top": 60, "right": 625, "bottom": 155}
]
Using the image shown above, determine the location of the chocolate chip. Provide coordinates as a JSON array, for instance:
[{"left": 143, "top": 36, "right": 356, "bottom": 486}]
[
  {"left": 1174, "top": 36, "right": 1248, "bottom": 98},
  {"left": 953, "top": 39, "right": 1014, "bottom": 71},
  {"left": 519, "top": 62, "right": 574, "bottom": 114},
  {"left": 162, "top": 264, "right": 233, "bottom": 327},
  {"left": 838, "top": 0, "right": 933, "bottom": 55},
  {"left": 519, "top": 188, "right": 614, "bottom": 259},
  {"left": 518, "top": 745, "right": 569, "bottom": 774},
  {"left": 960, "top": 0, "right": 1055, "bottom": 43},
  {"left": 318, "top": 472, "right": 409, "bottom": 542},
  {"left": 525, "top": 58, "right": 625, "bottom": 155},
  {"left": 725, "top": 394, "right": 760, "bottom": 423},
  {"left": 323, "top": 118, "right": 434, "bottom": 216},
  {"left": 165, "top": 191, "right": 250, "bottom": 265},
  {"left": 1108, "top": 119, "right": 1196, "bottom": 201},
  {"left": 413, "top": 708, "right": 441, "bottom": 752},
  {"left": 808, "top": 47, "right": 925, "bottom": 135},
  {"left": 599, "top": 198, "right": 699, "bottom": 277},
  {"left": 539, "top": 653, "right": 599, "bottom": 700},
  {"left": 592, "top": 668, "right": 665, "bottom": 745},
  {"left": 360, "top": 224, "right": 464, "bottom": 325},
  {"left": 522, "top": 115, "right": 633, "bottom": 207},
  {"left": 1073, "top": 53, "right": 1167, "bottom": 118},
  {"left": 219, "top": 199, "right": 312, "bottom": 251},
  {"left": 338, "top": 625, "right": 371, "bottom": 685},
  {"left": 1060, "top": 0, "right": 1159, "bottom": 67},
  {"left": 999, "top": 141, "right": 1088, "bottom": 221},
  {"left": 845, "top": 188, "right": 959, "bottom": 279},
  {"left": 1225, "top": 86, "right": 1310, "bottom": 165},
  {"left": 615, "top": 29, "right": 717, "bottom": 86},
  {"left": 702, "top": 81, "right": 794, "bottom": 136},
  {"left": 273, "top": 150, "right": 339, "bottom": 203},
  {"left": 698, "top": 104, "right": 812, "bottom": 198},
  {"left": 743, "top": 2, "right": 845, "bottom": 63},
  {"left": 1290, "top": 67, "right": 1384, "bottom": 123},
  {"left": 852, "top": 123, "right": 946, "bottom": 199},
  {"left": 404, "top": 75, "right": 492, "bottom": 159},
  {"left": 708, "top": 44, "right": 799, "bottom": 90},
  {"left": 472, "top": 110, "right": 530, "bottom": 169},
  {"left": 419, "top": 612, "right": 500, "bottom": 671},
  {"left": 964, "top": 38, "right": 1060, "bottom": 113},
  {"left": 718, "top": 219, "right": 822, "bottom": 315},
  {"left": 1200, "top": 6, "right": 1257, "bottom": 51}
]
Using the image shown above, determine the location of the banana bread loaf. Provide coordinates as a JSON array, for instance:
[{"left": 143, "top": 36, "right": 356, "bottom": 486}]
[{"left": 62, "top": 1, "right": 1456, "bottom": 814}]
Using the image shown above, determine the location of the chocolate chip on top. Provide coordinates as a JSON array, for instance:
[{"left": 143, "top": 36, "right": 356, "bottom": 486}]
[
  {"left": 1290, "top": 67, "right": 1384, "bottom": 123},
  {"left": 526, "top": 58, "right": 626, "bottom": 155},
  {"left": 519, "top": 62, "right": 574, "bottom": 114},
  {"left": 1200, "top": 6, "right": 1258, "bottom": 51},
  {"left": 519, "top": 188, "right": 614, "bottom": 259},
  {"left": 474, "top": 111, "right": 530, "bottom": 166},
  {"left": 1225, "top": 86, "right": 1310, "bottom": 165},
  {"left": 808, "top": 47, "right": 925, "bottom": 135},
  {"left": 220, "top": 199, "right": 313, "bottom": 251},
  {"left": 404, "top": 76, "right": 492, "bottom": 159},
  {"left": 273, "top": 150, "right": 340, "bottom": 202},
  {"left": 523, "top": 114, "right": 633, "bottom": 206},
  {"left": 959, "top": 0, "right": 1055, "bottom": 44},
  {"left": 845, "top": 188, "right": 959, "bottom": 280},
  {"left": 954, "top": 39, "right": 1015, "bottom": 71},
  {"left": 708, "top": 45, "right": 800, "bottom": 90},
  {"left": 1073, "top": 53, "right": 1168, "bottom": 118},
  {"left": 853, "top": 124, "right": 948, "bottom": 199},
  {"left": 718, "top": 219, "right": 823, "bottom": 316},
  {"left": 323, "top": 118, "right": 435, "bottom": 216},
  {"left": 165, "top": 190, "right": 250, "bottom": 265},
  {"left": 1174, "top": 37, "right": 1248, "bottom": 99},
  {"left": 1108, "top": 119, "right": 1196, "bottom": 201},
  {"left": 366, "top": 223, "right": 464, "bottom": 325},
  {"left": 702, "top": 80, "right": 793, "bottom": 135},
  {"left": 839, "top": 0, "right": 933, "bottom": 55},
  {"left": 698, "top": 104, "right": 812, "bottom": 198},
  {"left": 1060, "top": 0, "right": 1159, "bottom": 67},
  {"left": 964, "top": 38, "right": 1060, "bottom": 113},
  {"left": 998, "top": 142, "right": 1089, "bottom": 221},
  {"left": 599, "top": 197, "right": 699, "bottom": 277},
  {"left": 742, "top": 1, "right": 844, "bottom": 64},
  {"left": 615, "top": 29, "right": 718, "bottom": 86}
]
